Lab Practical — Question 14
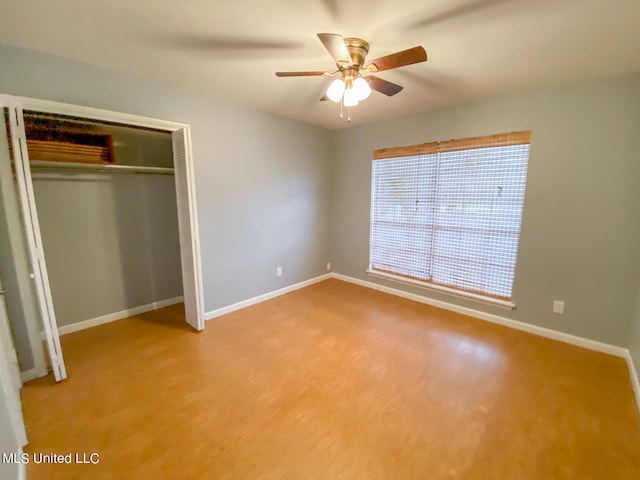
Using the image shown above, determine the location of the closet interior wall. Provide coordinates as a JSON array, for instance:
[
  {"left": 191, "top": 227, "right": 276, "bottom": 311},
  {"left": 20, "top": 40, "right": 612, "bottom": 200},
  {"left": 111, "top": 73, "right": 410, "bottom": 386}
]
[{"left": 28, "top": 113, "right": 183, "bottom": 331}]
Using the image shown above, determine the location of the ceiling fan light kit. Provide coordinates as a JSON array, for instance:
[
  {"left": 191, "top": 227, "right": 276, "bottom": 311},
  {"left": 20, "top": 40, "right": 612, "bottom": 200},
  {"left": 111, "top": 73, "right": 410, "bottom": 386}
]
[
  {"left": 352, "top": 78, "right": 372, "bottom": 100},
  {"left": 327, "top": 75, "right": 372, "bottom": 105},
  {"left": 276, "top": 33, "right": 427, "bottom": 122},
  {"left": 326, "top": 78, "right": 345, "bottom": 102}
]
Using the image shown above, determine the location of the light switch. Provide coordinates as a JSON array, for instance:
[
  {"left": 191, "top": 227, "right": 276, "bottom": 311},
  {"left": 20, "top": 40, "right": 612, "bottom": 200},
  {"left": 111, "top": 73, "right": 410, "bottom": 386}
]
[{"left": 553, "top": 300, "right": 565, "bottom": 314}]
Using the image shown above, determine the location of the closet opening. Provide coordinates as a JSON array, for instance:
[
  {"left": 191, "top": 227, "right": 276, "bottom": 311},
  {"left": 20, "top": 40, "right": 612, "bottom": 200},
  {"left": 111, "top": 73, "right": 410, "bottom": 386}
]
[
  {"left": 27, "top": 110, "right": 184, "bottom": 330},
  {"left": 0, "top": 96, "right": 204, "bottom": 383}
]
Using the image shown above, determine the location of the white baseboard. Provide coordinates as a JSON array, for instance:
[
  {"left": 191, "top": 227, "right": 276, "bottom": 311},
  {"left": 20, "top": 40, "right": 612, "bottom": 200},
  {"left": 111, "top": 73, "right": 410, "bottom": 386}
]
[
  {"left": 20, "top": 367, "right": 42, "bottom": 383},
  {"left": 203, "top": 271, "right": 629, "bottom": 359},
  {"left": 206, "top": 274, "right": 332, "bottom": 320},
  {"left": 332, "top": 273, "right": 640, "bottom": 415},
  {"left": 331, "top": 273, "right": 628, "bottom": 358},
  {"left": 43, "top": 296, "right": 184, "bottom": 338},
  {"left": 625, "top": 352, "right": 640, "bottom": 417}
]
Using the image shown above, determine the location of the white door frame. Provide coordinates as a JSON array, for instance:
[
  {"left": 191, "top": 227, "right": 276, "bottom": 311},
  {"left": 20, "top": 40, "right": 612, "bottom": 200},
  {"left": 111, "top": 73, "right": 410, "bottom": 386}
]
[{"left": 0, "top": 94, "right": 206, "bottom": 380}]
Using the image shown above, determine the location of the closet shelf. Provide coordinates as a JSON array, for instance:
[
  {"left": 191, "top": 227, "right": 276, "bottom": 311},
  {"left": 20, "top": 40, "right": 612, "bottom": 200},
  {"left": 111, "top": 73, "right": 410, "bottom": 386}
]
[{"left": 29, "top": 160, "right": 175, "bottom": 175}]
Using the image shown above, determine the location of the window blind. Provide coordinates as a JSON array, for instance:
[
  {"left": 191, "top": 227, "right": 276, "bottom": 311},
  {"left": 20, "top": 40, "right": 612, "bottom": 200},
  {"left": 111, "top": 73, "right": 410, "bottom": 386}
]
[{"left": 370, "top": 131, "right": 531, "bottom": 301}]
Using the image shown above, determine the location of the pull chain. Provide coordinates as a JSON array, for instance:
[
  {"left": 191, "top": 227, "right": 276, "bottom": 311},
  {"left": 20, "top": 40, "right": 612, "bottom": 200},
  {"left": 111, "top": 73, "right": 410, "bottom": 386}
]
[{"left": 337, "top": 96, "right": 353, "bottom": 122}]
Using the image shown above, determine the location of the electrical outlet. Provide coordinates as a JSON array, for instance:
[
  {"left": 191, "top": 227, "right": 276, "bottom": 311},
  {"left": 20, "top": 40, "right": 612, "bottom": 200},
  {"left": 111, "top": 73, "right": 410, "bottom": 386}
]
[
  {"left": 553, "top": 300, "right": 565, "bottom": 314},
  {"left": 327, "top": 262, "right": 331, "bottom": 271},
  {"left": 276, "top": 266, "right": 282, "bottom": 277}
]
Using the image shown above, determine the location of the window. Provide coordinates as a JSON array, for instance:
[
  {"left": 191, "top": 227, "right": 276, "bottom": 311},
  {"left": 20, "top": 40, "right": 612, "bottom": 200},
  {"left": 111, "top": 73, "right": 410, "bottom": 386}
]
[{"left": 369, "top": 131, "right": 531, "bottom": 306}]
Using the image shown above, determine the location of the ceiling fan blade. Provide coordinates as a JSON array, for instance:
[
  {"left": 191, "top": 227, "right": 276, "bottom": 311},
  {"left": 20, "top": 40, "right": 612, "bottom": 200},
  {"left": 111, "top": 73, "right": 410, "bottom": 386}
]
[
  {"left": 276, "top": 71, "right": 328, "bottom": 77},
  {"left": 156, "top": 34, "right": 301, "bottom": 59},
  {"left": 317, "top": 33, "right": 353, "bottom": 67},
  {"left": 408, "top": 0, "right": 510, "bottom": 30},
  {"left": 366, "top": 76, "right": 404, "bottom": 96},
  {"left": 365, "top": 46, "right": 427, "bottom": 73},
  {"left": 319, "top": 94, "right": 329, "bottom": 101}
]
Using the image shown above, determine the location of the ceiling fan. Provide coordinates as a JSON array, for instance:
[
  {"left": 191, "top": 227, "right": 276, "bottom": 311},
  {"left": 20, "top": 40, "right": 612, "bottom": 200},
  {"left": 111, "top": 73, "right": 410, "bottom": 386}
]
[{"left": 276, "top": 33, "right": 427, "bottom": 119}]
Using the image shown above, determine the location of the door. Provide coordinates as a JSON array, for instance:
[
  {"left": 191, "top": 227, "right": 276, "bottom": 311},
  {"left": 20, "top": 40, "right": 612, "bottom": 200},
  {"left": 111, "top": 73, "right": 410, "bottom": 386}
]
[
  {"left": 0, "top": 277, "right": 22, "bottom": 399},
  {"left": 0, "top": 296, "right": 27, "bottom": 480},
  {"left": 0, "top": 276, "right": 27, "bottom": 450},
  {"left": 3, "top": 103, "right": 66, "bottom": 381},
  {"left": 172, "top": 128, "right": 205, "bottom": 330}
]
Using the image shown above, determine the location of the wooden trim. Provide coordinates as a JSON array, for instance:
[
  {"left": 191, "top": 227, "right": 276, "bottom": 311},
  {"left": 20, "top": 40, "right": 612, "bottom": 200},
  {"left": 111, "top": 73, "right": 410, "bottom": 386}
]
[
  {"left": 373, "top": 130, "right": 531, "bottom": 160},
  {"left": 373, "top": 142, "right": 438, "bottom": 159},
  {"left": 439, "top": 131, "right": 531, "bottom": 153}
]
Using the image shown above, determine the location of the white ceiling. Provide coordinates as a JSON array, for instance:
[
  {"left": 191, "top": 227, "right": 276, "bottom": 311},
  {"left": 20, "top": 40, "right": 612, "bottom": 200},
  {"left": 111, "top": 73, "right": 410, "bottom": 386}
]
[{"left": 1, "top": 0, "right": 639, "bottom": 129}]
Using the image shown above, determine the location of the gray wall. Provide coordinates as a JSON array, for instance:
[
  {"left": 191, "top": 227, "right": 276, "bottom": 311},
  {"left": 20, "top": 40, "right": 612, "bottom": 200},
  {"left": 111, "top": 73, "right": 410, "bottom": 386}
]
[
  {"left": 330, "top": 72, "right": 640, "bottom": 347},
  {"left": 109, "top": 130, "right": 174, "bottom": 168},
  {"left": 32, "top": 170, "right": 183, "bottom": 327},
  {"left": 630, "top": 287, "right": 640, "bottom": 375},
  {"left": 0, "top": 43, "right": 331, "bottom": 326}
]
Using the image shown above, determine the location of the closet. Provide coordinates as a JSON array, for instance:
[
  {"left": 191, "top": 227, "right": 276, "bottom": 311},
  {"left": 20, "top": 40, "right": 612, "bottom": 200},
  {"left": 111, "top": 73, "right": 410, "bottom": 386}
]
[
  {"left": 0, "top": 95, "right": 204, "bottom": 383},
  {"left": 27, "top": 111, "right": 183, "bottom": 333}
]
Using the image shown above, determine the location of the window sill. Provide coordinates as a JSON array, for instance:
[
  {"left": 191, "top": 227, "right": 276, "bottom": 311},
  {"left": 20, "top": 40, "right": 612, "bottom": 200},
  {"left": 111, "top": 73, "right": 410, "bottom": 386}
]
[{"left": 365, "top": 270, "right": 516, "bottom": 310}]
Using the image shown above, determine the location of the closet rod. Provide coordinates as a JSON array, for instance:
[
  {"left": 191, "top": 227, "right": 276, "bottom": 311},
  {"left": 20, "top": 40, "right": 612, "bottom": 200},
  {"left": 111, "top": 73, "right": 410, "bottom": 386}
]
[{"left": 29, "top": 160, "right": 175, "bottom": 175}]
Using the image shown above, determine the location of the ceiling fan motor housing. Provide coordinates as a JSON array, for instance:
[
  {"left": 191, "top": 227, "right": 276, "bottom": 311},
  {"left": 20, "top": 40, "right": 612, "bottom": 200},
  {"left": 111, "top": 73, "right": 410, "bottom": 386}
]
[{"left": 344, "top": 38, "right": 370, "bottom": 68}]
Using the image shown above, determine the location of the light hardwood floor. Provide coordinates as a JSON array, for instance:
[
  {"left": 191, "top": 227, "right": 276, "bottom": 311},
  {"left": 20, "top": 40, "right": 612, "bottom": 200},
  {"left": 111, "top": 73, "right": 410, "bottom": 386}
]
[{"left": 22, "top": 279, "right": 640, "bottom": 479}]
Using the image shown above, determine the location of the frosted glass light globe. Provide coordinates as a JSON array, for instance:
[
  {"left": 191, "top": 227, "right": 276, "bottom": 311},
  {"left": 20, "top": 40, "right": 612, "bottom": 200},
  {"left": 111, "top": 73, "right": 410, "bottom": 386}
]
[
  {"left": 343, "top": 87, "right": 359, "bottom": 107},
  {"left": 353, "top": 77, "right": 371, "bottom": 101},
  {"left": 326, "top": 79, "right": 345, "bottom": 103}
]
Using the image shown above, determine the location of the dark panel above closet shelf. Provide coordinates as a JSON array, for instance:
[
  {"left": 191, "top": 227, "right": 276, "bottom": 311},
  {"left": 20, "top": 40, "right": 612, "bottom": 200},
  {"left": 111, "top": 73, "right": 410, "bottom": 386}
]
[{"left": 24, "top": 125, "right": 114, "bottom": 164}]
